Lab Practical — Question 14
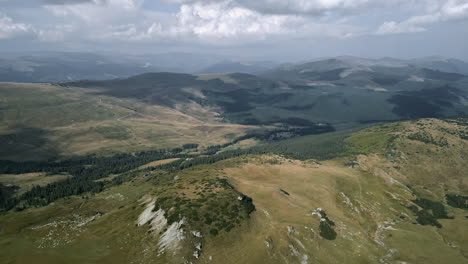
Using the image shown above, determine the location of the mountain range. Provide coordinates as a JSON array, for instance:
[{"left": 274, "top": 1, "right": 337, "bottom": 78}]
[
  {"left": 2, "top": 52, "right": 468, "bottom": 82},
  {"left": 0, "top": 54, "right": 467, "bottom": 264}
]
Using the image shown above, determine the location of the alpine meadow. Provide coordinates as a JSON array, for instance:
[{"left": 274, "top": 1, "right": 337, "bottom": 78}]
[{"left": 1, "top": 1, "right": 468, "bottom": 264}]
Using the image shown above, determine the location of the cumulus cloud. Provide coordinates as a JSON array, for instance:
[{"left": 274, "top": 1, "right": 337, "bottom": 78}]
[
  {"left": 377, "top": 0, "right": 468, "bottom": 35},
  {"left": 36, "top": 24, "right": 75, "bottom": 42},
  {"left": 0, "top": 12, "right": 74, "bottom": 42},
  {"left": 44, "top": 0, "right": 144, "bottom": 22},
  {"left": 0, "top": 0, "right": 140, "bottom": 7},
  {"left": 40, "top": 0, "right": 94, "bottom": 4},
  {"left": 101, "top": 5, "right": 287, "bottom": 42},
  {"left": 0, "top": 13, "right": 35, "bottom": 39},
  {"left": 40, "top": 0, "right": 361, "bottom": 44},
  {"left": 163, "top": 0, "right": 416, "bottom": 16},
  {"left": 1, "top": 0, "right": 467, "bottom": 47},
  {"left": 171, "top": 2, "right": 300, "bottom": 40},
  {"left": 143, "top": 3, "right": 357, "bottom": 43}
]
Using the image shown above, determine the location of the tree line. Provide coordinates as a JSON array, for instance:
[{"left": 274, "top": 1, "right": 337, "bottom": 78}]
[
  {"left": 0, "top": 148, "right": 189, "bottom": 211},
  {"left": 1, "top": 124, "right": 337, "bottom": 212}
]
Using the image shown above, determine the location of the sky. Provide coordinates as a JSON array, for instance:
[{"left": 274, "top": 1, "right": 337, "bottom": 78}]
[{"left": 0, "top": 0, "right": 468, "bottom": 61}]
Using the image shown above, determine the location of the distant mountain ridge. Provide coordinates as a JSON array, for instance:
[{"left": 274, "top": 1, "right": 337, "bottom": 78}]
[
  {"left": 1, "top": 53, "right": 467, "bottom": 83},
  {"left": 199, "top": 60, "right": 280, "bottom": 74},
  {"left": 60, "top": 61, "right": 468, "bottom": 128},
  {"left": 0, "top": 52, "right": 224, "bottom": 82},
  {"left": 263, "top": 56, "right": 468, "bottom": 79},
  {"left": 1, "top": 53, "right": 468, "bottom": 133}
]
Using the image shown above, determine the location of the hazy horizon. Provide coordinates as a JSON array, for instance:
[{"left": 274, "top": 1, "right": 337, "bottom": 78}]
[
  {"left": 1, "top": 49, "right": 468, "bottom": 64},
  {"left": 1, "top": 0, "right": 467, "bottom": 61}
]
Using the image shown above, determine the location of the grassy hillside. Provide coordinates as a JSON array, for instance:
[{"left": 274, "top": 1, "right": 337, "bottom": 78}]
[
  {"left": 0, "top": 52, "right": 166, "bottom": 82},
  {"left": 61, "top": 67, "right": 468, "bottom": 128},
  {"left": 0, "top": 118, "right": 466, "bottom": 263},
  {"left": 2, "top": 58, "right": 467, "bottom": 162},
  {"left": 0, "top": 82, "right": 253, "bottom": 161}
]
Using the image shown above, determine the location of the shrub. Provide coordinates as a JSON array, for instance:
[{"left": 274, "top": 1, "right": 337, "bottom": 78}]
[
  {"left": 209, "top": 228, "right": 219, "bottom": 236},
  {"left": 446, "top": 194, "right": 468, "bottom": 209},
  {"left": 319, "top": 221, "right": 337, "bottom": 240}
]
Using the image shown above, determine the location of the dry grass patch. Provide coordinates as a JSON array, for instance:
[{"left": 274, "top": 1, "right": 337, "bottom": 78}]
[
  {"left": 137, "top": 158, "right": 180, "bottom": 170},
  {"left": 0, "top": 172, "right": 70, "bottom": 194}
]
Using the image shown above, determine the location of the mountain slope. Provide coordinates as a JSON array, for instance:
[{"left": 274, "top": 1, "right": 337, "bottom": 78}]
[
  {"left": 1, "top": 58, "right": 467, "bottom": 163},
  {"left": 0, "top": 82, "right": 253, "bottom": 161},
  {"left": 199, "top": 60, "right": 278, "bottom": 74},
  {"left": 0, "top": 52, "right": 226, "bottom": 82},
  {"left": 1, "top": 118, "right": 467, "bottom": 263},
  {"left": 411, "top": 56, "right": 468, "bottom": 75},
  {"left": 63, "top": 69, "right": 468, "bottom": 127},
  {"left": 0, "top": 52, "right": 168, "bottom": 82}
]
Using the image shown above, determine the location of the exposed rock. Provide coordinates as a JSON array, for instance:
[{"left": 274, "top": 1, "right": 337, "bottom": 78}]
[
  {"left": 150, "top": 209, "right": 167, "bottom": 233},
  {"left": 191, "top": 231, "right": 202, "bottom": 238},
  {"left": 137, "top": 199, "right": 157, "bottom": 226},
  {"left": 158, "top": 219, "right": 186, "bottom": 254},
  {"left": 289, "top": 244, "right": 300, "bottom": 257},
  {"left": 279, "top": 188, "right": 290, "bottom": 196},
  {"left": 195, "top": 242, "right": 202, "bottom": 250}
]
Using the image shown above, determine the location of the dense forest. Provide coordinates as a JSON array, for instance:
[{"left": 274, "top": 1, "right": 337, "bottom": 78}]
[
  {"left": 0, "top": 148, "right": 189, "bottom": 211},
  {"left": 0, "top": 124, "right": 336, "bottom": 212}
]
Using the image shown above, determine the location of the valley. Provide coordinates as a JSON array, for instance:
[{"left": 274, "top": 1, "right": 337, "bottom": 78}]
[
  {"left": 1, "top": 117, "right": 467, "bottom": 263},
  {"left": 0, "top": 56, "right": 467, "bottom": 264},
  {"left": 2, "top": 1, "right": 468, "bottom": 263}
]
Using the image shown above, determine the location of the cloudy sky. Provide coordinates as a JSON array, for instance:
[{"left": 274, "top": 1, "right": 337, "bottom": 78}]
[{"left": 1, "top": 0, "right": 468, "bottom": 60}]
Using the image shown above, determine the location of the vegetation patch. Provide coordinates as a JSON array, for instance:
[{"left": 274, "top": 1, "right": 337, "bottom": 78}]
[
  {"left": 388, "top": 86, "right": 465, "bottom": 119},
  {"left": 203, "top": 124, "right": 335, "bottom": 156},
  {"left": 0, "top": 127, "right": 58, "bottom": 161},
  {"left": 249, "top": 128, "right": 352, "bottom": 160},
  {"left": 446, "top": 194, "right": 468, "bottom": 209},
  {"left": 182, "top": 143, "right": 199, "bottom": 150},
  {"left": 0, "top": 184, "right": 19, "bottom": 209},
  {"left": 345, "top": 123, "right": 399, "bottom": 154},
  {"left": 0, "top": 148, "right": 188, "bottom": 211},
  {"left": 318, "top": 210, "right": 337, "bottom": 240},
  {"left": 406, "top": 132, "right": 448, "bottom": 147},
  {"left": 389, "top": 95, "right": 441, "bottom": 119},
  {"left": 422, "top": 69, "right": 465, "bottom": 81},
  {"left": 90, "top": 125, "right": 131, "bottom": 140},
  {"left": 408, "top": 198, "right": 453, "bottom": 228},
  {"left": 152, "top": 177, "right": 255, "bottom": 237}
]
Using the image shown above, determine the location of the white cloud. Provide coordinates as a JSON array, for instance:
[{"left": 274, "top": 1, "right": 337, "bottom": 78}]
[
  {"left": 174, "top": 2, "right": 298, "bottom": 39},
  {"left": 97, "top": 2, "right": 301, "bottom": 43},
  {"left": 163, "top": 0, "right": 416, "bottom": 16},
  {"left": 1, "top": 0, "right": 467, "bottom": 46},
  {"left": 44, "top": 0, "right": 144, "bottom": 23},
  {"left": 126, "top": 2, "right": 359, "bottom": 44},
  {"left": 376, "top": 21, "right": 426, "bottom": 35},
  {"left": 0, "top": 13, "right": 35, "bottom": 39},
  {"left": 377, "top": 0, "right": 468, "bottom": 35},
  {"left": 36, "top": 24, "right": 75, "bottom": 42},
  {"left": 40, "top": 0, "right": 361, "bottom": 44},
  {"left": 0, "top": 13, "right": 76, "bottom": 42}
]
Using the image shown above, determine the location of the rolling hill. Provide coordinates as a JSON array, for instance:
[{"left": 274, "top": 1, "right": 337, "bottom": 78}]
[
  {"left": 0, "top": 52, "right": 225, "bottom": 82},
  {"left": 199, "top": 60, "right": 279, "bottom": 74},
  {"left": 1, "top": 57, "right": 468, "bottom": 162},
  {"left": 1, "top": 118, "right": 467, "bottom": 263},
  {"left": 0, "top": 55, "right": 467, "bottom": 264},
  {"left": 0, "top": 81, "right": 255, "bottom": 161},
  {"left": 62, "top": 62, "right": 468, "bottom": 128}
]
